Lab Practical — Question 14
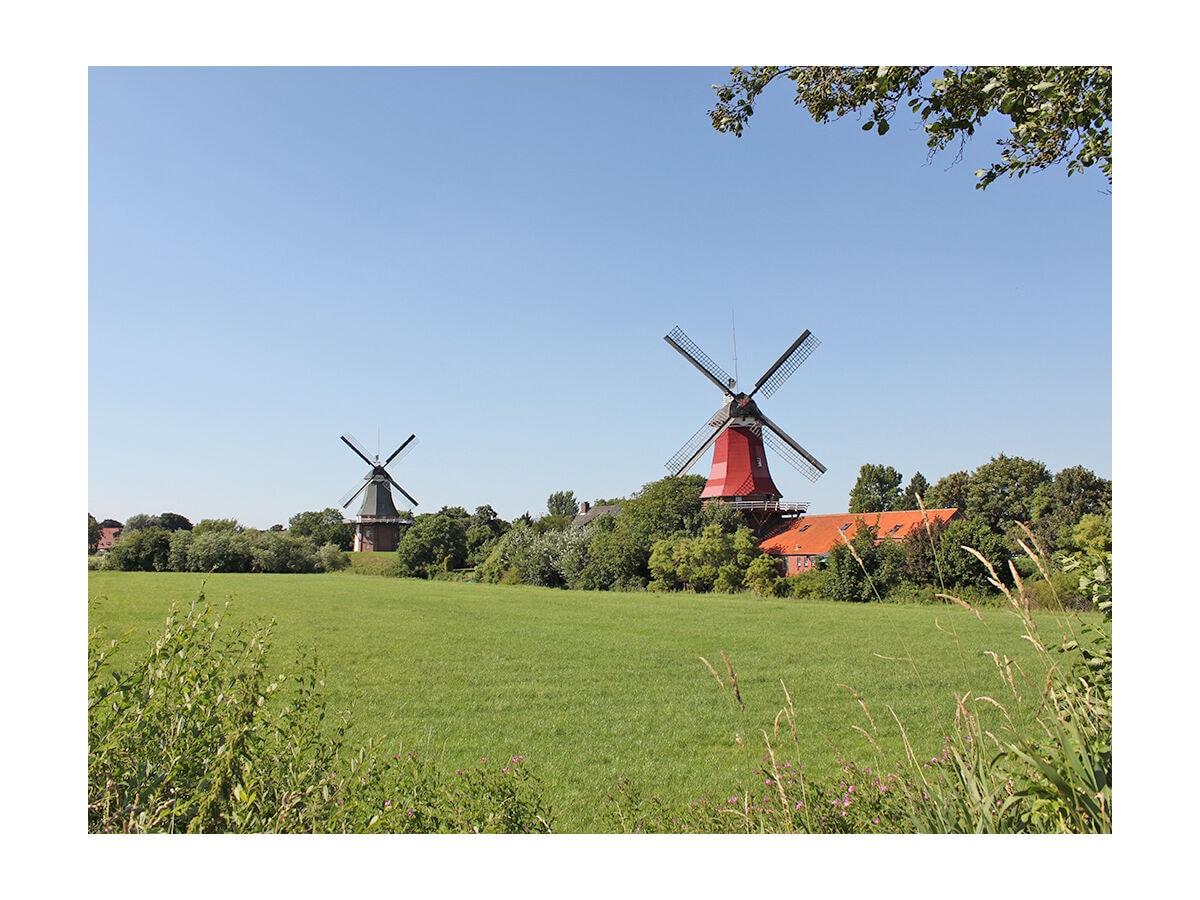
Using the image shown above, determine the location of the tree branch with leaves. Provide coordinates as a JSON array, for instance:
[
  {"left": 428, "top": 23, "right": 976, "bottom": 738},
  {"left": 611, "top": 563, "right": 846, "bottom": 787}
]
[{"left": 710, "top": 66, "right": 1112, "bottom": 189}]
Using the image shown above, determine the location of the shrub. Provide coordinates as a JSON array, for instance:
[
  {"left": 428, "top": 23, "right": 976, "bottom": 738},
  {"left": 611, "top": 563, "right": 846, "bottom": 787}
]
[
  {"left": 318, "top": 542, "right": 351, "bottom": 572},
  {"left": 186, "top": 529, "right": 255, "bottom": 572},
  {"left": 103, "top": 526, "right": 173, "bottom": 571},
  {"left": 88, "top": 594, "right": 553, "bottom": 833},
  {"left": 250, "top": 531, "right": 320, "bottom": 574},
  {"left": 822, "top": 523, "right": 904, "bottom": 602},
  {"left": 743, "top": 553, "right": 787, "bottom": 597},
  {"left": 647, "top": 525, "right": 762, "bottom": 593}
]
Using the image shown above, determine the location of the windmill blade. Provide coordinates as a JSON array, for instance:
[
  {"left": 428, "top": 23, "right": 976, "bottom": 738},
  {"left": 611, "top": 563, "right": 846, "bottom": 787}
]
[
  {"left": 384, "top": 434, "right": 418, "bottom": 466},
  {"left": 340, "top": 479, "right": 370, "bottom": 509},
  {"left": 665, "top": 410, "right": 732, "bottom": 476},
  {"left": 665, "top": 327, "right": 736, "bottom": 394},
  {"left": 758, "top": 412, "right": 826, "bottom": 482},
  {"left": 387, "top": 477, "right": 419, "bottom": 508},
  {"left": 748, "top": 330, "right": 820, "bottom": 400},
  {"left": 341, "top": 433, "right": 376, "bottom": 467}
]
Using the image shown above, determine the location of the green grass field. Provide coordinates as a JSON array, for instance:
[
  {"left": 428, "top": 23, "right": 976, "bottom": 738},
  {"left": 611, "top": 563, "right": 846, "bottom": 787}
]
[{"left": 88, "top": 569, "right": 1087, "bottom": 832}]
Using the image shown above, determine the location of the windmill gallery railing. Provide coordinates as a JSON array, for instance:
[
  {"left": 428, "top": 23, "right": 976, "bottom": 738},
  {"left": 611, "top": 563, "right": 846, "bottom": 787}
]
[{"left": 702, "top": 499, "right": 810, "bottom": 514}]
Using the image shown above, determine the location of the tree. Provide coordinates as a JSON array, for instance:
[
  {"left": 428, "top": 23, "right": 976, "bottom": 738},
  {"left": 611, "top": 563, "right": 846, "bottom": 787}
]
[
  {"left": 289, "top": 508, "right": 354, "bottom": 551},
  {"left": 103, "top": 527, "right": 173, "bottom": 571},
  {"left": 925, "top": 471, "right": 970, "bottom": 510},
  {"left": 123, "top": 513, "right": 163, "bottom": 532},
  {"left": 710, "top": 66, "right": 1112, "bottom": 189},
  {"left": 393, "top": 507, "right": 470, "bottom": 577},
  {"left": 159, "top": 512, "right": 193, "bottom": 532},
  {"left": 466, "top": 505, "right": 509, "bottom": 568},
  {"left": 186, "top": 529, "right": 254, "bottom": 573},
  {"left": 848, "top": 463, "right": 903, "bottom": 513},
  {"left": 900, "top": 515, "right": 1012, "bottom": 591},
  {"left": 897, "top": 472, "right": 931, "bottom": 511},
  {"left": 250, "top": 532, "right": 320, "bottom": 574},
  {"left": 1030, "top": 466, "right": 1113, "bottom": 553},
  {"left": 648, "top": 525, "right": 762, "bottom": 593},
  {"left": 168, "top": 530, "right": 193, "bottom": 570},
  {"left": 578, "top": 528, "right": 650, "bottom": 592},
  {"left": 546, "top": 490, "right": 579, "bottom": 520},
  {"left": 88, "top": 514, "right": 102, "bottom": 549},
  {"left": 743, "top": 553, "right": 787, "bottom": 597},
  {"left": 822, "top": 522, "right": 904, "bottom": 602},
  {"left": 618, "top": 475, "right": 707, "bottom": 541},
  {"left": 933, "top": 518, "right": 1013, "bottom": 590},
  {"left": 966, "top": 454, "right": 1052, "bottom": 532},
  {"left": 192, "top": 519, "right": 242, "bottom": 536}
]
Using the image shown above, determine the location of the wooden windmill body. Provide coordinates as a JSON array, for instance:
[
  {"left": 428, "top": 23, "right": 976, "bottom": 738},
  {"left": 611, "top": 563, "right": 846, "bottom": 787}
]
[
  {"left": 338, "top": 433, "right": 419, "bottom": 552},
  {"left": 664, "top": 326, "right": 826, "bottom": 532}
]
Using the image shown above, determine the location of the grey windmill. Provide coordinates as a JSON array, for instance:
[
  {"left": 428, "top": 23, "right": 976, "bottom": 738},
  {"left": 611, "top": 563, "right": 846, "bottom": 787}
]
[{"left": 338, "top": 432, "right": 419, "bottom": 552}]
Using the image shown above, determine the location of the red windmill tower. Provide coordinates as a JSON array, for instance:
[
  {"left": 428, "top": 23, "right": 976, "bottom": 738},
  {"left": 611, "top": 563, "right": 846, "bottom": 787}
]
[{"left": 663, "top": 325, "right": 826, "bottom": 531}]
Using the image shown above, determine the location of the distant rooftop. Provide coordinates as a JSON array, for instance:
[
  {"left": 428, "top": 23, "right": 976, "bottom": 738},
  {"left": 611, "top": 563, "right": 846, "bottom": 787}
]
[{"left": 571, "top": 501, "right": 622, "bottom": 529}]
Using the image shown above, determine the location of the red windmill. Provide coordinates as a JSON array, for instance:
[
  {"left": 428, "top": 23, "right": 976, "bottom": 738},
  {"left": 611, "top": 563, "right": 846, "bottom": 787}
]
[{"left": 663, "top": 325, "right": 826, "bottom": 525}]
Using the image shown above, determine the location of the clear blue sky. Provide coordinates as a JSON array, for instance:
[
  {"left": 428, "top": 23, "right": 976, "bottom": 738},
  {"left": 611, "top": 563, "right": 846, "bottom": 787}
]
[{"left": 87, "top": 66, "right": 1112, "bottom": 529}]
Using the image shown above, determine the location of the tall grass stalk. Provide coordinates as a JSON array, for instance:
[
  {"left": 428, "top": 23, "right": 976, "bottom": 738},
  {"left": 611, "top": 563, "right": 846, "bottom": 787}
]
[{"left": 804, "top": 516, "right": 1112, "bottom": 832}]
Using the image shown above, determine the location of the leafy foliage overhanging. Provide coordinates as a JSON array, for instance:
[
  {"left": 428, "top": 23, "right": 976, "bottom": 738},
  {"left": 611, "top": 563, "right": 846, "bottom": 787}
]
[{"left": 710, "top": 66, "right": 1112, "bottom": 189}]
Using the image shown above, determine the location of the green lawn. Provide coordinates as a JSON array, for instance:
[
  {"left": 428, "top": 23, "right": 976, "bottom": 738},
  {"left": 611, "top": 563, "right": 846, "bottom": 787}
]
[{"left": 87, "top": 570, "right": 1087, "bottom": 832}]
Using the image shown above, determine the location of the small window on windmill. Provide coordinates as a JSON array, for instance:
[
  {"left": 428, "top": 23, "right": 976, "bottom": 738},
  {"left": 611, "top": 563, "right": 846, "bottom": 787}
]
[
  {"left": 840, "top": 523, "right": 852, "bottom": 532},
  {"left": 756, "top": 456, "right": 763, "bottom": 468},
  {"left": 798, "top": 524, "right": 811, "bottom": 533},
  {"left": 888, "top": 524, "right": 903, "bottom": 535}
]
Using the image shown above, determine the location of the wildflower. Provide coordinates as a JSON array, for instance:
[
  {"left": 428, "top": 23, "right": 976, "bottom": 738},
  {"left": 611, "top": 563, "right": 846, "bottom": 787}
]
[
  {"left": 512, "top": 756, "right": 524, "bottom": 763},
  {"left": 384, "top": 800, "right": 392, "bottom": 809},
  {"left": 795, "top": 801, "right": 804, "bottom": 810},
  {"left": 729, "top": 797, "right": 739, "bottom": 805}
]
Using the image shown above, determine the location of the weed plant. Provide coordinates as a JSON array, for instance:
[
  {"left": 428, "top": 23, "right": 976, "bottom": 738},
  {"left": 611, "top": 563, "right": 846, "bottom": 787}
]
[{"left": 88, "top": 591, "right": 552, "bottom": 833}]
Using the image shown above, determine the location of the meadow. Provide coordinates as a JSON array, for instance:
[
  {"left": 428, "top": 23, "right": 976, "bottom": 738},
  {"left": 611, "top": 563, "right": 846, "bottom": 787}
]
[{"left": 87, "top": 568, "right": 1090, "bottom": 832}]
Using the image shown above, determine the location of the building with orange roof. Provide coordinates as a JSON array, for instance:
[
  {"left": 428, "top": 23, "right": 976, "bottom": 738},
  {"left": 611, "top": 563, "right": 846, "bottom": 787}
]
[{"left": 758, "top": 508, "right": 961, "bottom": 575}]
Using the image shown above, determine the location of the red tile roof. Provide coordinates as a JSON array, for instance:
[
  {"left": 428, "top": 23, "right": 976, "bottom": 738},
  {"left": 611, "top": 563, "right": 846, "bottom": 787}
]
[{"left": 758, "top": 508, "right": 960, "bottom": 559}]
